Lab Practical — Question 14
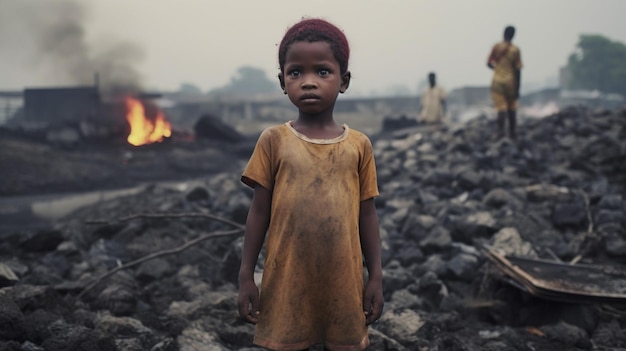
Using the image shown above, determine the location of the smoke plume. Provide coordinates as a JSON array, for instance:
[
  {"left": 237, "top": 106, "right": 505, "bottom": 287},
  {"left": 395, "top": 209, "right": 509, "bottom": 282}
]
[{"left": 0, "top": 0, "right": 145, "bottom": 93}]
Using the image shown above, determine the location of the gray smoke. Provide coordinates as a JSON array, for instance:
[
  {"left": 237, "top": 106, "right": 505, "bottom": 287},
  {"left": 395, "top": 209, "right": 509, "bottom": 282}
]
[{"left": 0, "top": 0, "right": 145, "bottom": 93}]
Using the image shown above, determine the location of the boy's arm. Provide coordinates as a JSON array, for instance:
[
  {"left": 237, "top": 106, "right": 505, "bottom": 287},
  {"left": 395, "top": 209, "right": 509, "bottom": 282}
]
[
  {"left": 359, "top": 198, "right": 384, "bottom": 325},
  {"left": 238, "top": 185, "right": 272, "bottom": 324}
]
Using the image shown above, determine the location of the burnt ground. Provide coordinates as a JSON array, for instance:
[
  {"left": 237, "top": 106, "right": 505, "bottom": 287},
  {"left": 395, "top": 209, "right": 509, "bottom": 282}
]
[
  {"left": 0, "top": 131, "right": 256, "bottom": 197},
  {"left": 1, "top": 107, "right": 626, "bottom": 350}
]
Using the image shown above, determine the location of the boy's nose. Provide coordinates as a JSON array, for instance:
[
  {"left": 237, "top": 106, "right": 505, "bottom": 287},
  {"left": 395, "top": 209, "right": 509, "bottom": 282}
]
[{"left": 301, "top": 74, "right": 318, "bottom": 89}]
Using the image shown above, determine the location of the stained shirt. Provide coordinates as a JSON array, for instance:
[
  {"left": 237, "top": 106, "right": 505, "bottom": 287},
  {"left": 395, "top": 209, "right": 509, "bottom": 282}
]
[
  {"left": 241, "top": 122, "right": 379, "bottom": 351},
  {"left": 488, "top": 41, "right": 523, "bottom": 91}
]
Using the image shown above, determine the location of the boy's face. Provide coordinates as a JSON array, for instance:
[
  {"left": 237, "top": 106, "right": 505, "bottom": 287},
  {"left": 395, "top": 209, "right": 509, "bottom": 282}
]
[{"left": 280, "top": 41, "right": 350, "bottom": 115}]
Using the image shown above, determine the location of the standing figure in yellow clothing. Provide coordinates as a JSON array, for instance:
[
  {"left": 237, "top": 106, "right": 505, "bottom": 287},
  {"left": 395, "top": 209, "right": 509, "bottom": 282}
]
[
  {"left": 487, "top": 25, "right": 522, "bottom": 140},
  {"left": 237, "top": 18, "right": 384, "bottom": 351}
]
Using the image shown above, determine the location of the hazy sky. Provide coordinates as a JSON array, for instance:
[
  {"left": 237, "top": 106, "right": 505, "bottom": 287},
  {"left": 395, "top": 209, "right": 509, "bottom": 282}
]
[{"left": 1, "top": 0, "right": 625, "bottom": 96}]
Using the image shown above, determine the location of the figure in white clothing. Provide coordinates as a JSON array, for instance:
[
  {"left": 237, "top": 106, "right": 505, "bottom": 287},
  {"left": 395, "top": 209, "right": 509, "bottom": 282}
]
[{"left": 418, "top": 72, "right": 447, "bottom": 125}]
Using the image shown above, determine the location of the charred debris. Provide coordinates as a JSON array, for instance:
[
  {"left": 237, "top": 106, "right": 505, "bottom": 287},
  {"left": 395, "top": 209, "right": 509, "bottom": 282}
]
[{"left": 0, "top": 106, "right": 625, "bottom": 350}]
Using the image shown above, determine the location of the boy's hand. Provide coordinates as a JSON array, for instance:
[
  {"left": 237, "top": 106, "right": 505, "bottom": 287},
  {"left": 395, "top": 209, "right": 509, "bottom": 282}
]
[
  {"left": 238, "top": 278, "right": 260, "bottom": 324},
  {"left": 363, "top": 278, "right": 384, "bottom": 325}
]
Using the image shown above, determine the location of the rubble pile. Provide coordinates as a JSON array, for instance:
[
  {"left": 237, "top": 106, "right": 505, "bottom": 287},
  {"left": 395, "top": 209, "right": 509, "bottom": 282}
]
[{"left": 1, "top": 106, "right": 625, "bottom": 350}]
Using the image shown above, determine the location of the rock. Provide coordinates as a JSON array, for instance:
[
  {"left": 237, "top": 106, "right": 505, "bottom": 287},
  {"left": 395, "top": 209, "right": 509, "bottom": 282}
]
[
  {"left": 0, "top": 295, "right": 24, "bottom": 340},
  {"left": 382, "top": 260, "right": 414, "bottom": 294},
  {"left": 177, "top": 327, "right": 230, "bottom": 351},
  {"left": 592, "top": 319, "right": 626, "bottom": 348},
  {"left": 490, "top": 227, "right": 538, "bottom": 257},
  {"left": 446, "top": 253, "right": 480, "bottom": 281},
  {"left": 20, "top": 341, "right": 45, "bottom": 351},
  {"left": 185, "top": 186, "right": 210, "bottom": 203},
  {"left": 388, "top": 289, "right": 421, "bottom": 310},
  {"left": 136, "top": 258, "right": 172, "bottom": 283},
  {"left": 0, "top": 341, "right": 22, "bottom": 350},
  {"left": 0, "top": 285, "right": 69, "bottom": 316},
  {"left": 0, "top": 263, "right": 18, "bottom": 287},
  {"left": 410, "top": 271, "right": 448, "bottom": 311},
  {"left": 594, "top": 209, "right": 623, "bottom": 227},
  {"left": 450, "top": 211, "right": 498, "bottom": 242},
  {"left": 540, "top": 321, "right": 591, "bottom": 349},
  {"left": 419, "top": 226, "right": 452, "bottom": 253},
  {"left": 19, "top": 229, "right": 64, "bottom": 252},
  {"left": 597, "top": 194, "right": 624, "bottom": 210},
  {"left": 418, "top": 254, "right": 447, "bottom": 277},
  {"left": 604, "top": 232, "right": 626, "bottom": 257},
  {"left": 21, "top": 309, "right": 60, "bottom": 343},
  {"left": 97, "top": 283, "right": 138, "bottom": 316},
  {"left": 401, "top": 213, "right": 437, "bottom": 241},
  {"left": 394, "top": 246, "right": 424, "bottom": 267},
  {"left": 167, "top": 291, "right": 233, "bottom": 320},
  {"left": 483, "top": 188, "right": 524, "bottom": 210},
  {"left": 368, "top": 328, "right": 408, "bottom": 351},
  {"left": 42, "top": 320, "right": 116, "bottom": 351},
  {"left": 552, "top": 201, "right": 588, "bottom": 229},
  {"left": 94, "top": 313, "right": 154, "bottom": 339},
  {"left": 456, "top": 169, "right": 482, "bottom": 191},
  {"left": 376, "top": 308, "right": 425, "bottom": 346},
  {"left": 114, "top": 338, "right": 144, "bottom": 351},
  {"left": 193, "top": 114, "right": 246, "bottom": 143}
]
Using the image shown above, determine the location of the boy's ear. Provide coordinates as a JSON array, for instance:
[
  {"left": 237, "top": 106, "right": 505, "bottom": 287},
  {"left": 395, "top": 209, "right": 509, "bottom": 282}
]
[
  {"left": 340, "top": 71, "right": 351, "bottom": 94},
  {"left": 277, "top": 73, "right": 286, "bottom": 91}
]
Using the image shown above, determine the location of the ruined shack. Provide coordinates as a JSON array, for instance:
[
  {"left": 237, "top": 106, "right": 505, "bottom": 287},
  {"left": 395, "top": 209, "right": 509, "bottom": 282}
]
[{"left": 23, "top": 86, "right": 100, "bottom": 126}]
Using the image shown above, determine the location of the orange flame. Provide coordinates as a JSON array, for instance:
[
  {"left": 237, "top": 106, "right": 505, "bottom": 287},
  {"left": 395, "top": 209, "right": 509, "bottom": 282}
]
[{"left": 125, "top": 97, "right": 172, "bottom": 146}]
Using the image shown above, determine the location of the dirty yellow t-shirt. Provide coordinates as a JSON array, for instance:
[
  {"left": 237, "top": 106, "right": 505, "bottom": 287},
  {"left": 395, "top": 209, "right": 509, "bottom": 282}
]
[{"left": 241, "top": 122, "right": 379, "bottom": 351}]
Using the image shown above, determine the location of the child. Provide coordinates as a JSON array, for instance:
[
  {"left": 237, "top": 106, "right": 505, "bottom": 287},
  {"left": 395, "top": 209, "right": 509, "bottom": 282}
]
[{"left": 237, "top": 18, "right": 384, "bottom": 351}]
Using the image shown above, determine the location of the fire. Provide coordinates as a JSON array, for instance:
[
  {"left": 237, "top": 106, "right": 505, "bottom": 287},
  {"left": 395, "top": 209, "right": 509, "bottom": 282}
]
[{"left": 125, "top": 97, "right": 172, "bottom": 146}]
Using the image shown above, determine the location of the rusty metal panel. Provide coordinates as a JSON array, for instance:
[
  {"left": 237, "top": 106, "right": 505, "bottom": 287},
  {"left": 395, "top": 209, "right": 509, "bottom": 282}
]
[{"left": 486, "top": 248, "right": 626, "bottom": 304}]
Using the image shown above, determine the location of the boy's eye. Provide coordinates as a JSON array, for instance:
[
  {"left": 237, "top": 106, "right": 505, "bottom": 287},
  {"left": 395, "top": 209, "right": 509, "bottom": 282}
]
[
  {"left": 288, "top": 70, "right": 301, "bottom": 77},
  {"left": 319, "top": 69, "right": 330, "bottom": 76}
]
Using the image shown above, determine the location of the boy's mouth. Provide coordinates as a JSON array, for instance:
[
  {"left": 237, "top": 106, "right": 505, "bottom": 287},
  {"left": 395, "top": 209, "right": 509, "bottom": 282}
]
[{"left": 299, "top": 93, "right": 321, "bottom": 101}]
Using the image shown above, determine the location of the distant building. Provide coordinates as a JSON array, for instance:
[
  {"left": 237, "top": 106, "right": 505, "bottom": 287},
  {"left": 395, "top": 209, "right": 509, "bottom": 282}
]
[
  {"left": 0, "top": 91, "right": 22, "bottom": 125},
  {"left": 447, "top": 86, "right": 491, "bottom": 106},
  {"left": 7, "top": 85, "right": 130, "bottom": 142},
  {"left": 23, "top": 86, "right": 100, "bottom": 124}
]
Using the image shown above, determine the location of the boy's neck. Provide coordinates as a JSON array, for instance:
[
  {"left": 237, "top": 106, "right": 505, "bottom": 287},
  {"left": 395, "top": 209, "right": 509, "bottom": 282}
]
[
  {"left": 296, "top": 110, "right": 335, "bottom": 126},
  {"left": 291, "top": 115, "right": 344, "bottom": 139}
]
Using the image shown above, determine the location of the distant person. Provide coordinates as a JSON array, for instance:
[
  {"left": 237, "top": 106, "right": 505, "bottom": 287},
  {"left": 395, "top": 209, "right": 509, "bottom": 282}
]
[
  {"left": 487, "top": 25, "right": 522, "bottom": 140},
  {"left": 418, "top": 72, "right": 447, "bottom": 125},
  {"left": 237, "top": 18, "right": 383, "bottom": 351}
]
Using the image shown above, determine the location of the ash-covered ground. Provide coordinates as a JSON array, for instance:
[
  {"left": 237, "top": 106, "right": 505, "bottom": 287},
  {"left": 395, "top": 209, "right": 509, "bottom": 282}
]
[{"left": 1, "top": 106, "right": 626, "bottom": 351}]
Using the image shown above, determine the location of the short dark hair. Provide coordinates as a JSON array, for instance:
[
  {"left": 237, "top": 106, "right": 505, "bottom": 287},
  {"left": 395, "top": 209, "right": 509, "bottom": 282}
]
[
  {"left": 504, "top": 26, "right": 515, "bottom": 40},
  {"left": 278, "top": 18, "right": 350, "bottom": 75}
]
